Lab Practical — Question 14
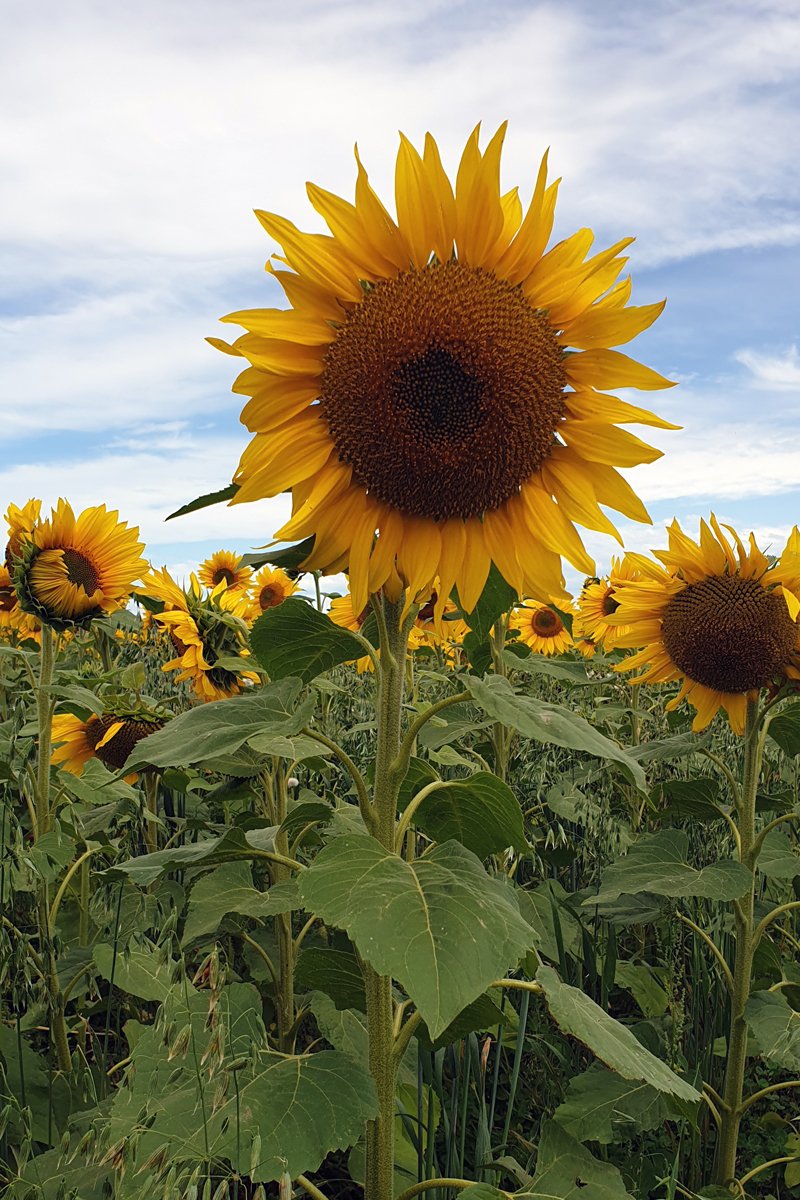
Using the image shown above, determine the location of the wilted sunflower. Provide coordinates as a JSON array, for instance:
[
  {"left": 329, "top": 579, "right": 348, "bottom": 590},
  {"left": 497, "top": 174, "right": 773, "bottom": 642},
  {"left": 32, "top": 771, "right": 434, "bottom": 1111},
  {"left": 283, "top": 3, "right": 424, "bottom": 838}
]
[
  {"left": 244, "top": 565, "right": 299, "bottom": 623},
  {"left": 510, "top": 602, "right": 574, "bottom": 656},
  {"left": 52, "top": 710, "right": 166, "bottom": 781},
  {"left": 13, "top": 500, "right": 147, "bottom": 632},
  {"left": 611, "top": 517, "right": 800, "bottom": 733},
  {"left": 198, "top": 550, "right": 253, "bottom": 595},
  {"left": 142, "top": 568, "right": 255, "bottom": 701},
  {"left": 573, "top": 556, "right": 639, "bottom": 651},
  {"left": 214, "top": 124, "right": 677, "bottom": 616},
  {"left": 5, "top": 498, "right": 41, "bottom": 568}
]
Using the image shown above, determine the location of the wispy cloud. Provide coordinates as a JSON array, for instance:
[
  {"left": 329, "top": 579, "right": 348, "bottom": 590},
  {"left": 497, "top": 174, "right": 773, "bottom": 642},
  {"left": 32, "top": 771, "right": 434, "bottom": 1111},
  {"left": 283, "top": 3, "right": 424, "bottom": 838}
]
[{"left": 735, "top": 344, "right": 800, "bottom": 388}]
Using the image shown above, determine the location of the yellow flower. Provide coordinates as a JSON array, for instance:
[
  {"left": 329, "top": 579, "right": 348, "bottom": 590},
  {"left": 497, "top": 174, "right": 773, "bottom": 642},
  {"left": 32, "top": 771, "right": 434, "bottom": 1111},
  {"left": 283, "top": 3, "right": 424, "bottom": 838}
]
[
  {"left": 198, "top": 550, "right": 253, "bottom": 595},
  {"left": 14, "top": 500, "right": 147, "bottom": 632},
  {"left": 214, "top": 124, "right": 677, "bottom": 618},
  {"left": 5, "top": 498, "right": 41, "bottom": 567},
  {"left": 244, "top": 566, "right": 299, "bottom": 623},
  {"left": 573, "top": 556, "right": 640, "bottom": 650},
  {"left": 51, "top": 711, "right": 165, "bottom": 781},
  {"left": 329, "top": 592, "right": 373, "bottom": 672},
  {"left": 509, "top": 602, "right": 574, "bottom": 656},
  {"left": 611, "top": 516, "right": 800, "bottom": 734}
]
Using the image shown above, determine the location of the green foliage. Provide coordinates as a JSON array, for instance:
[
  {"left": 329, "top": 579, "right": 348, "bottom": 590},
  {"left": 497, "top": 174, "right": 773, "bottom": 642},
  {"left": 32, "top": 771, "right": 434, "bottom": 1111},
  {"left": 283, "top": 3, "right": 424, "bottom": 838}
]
[
  {"left": 587, "top": 829, "right": 753, "bottom": 903},
  {"left": 250, "top": 597, "right": 366, "bottom": 682}
]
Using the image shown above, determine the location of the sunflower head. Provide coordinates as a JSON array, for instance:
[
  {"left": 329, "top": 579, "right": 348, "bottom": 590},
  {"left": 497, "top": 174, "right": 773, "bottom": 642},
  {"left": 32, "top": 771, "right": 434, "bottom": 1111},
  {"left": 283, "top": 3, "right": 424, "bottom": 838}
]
[
  {"left": 5, "top": 498, "right": 42, "bottom": 568},
  {"left": 14, "top": 500, "right": 148, "bottom": 632},
  {"left": 573, "top": 555, "right": 638, "bottom": 650},
  {"left": 214, "top": 124, "right": 677, "bottom": 618},
  {"left": 243, "top": 566, "right": 300, "bottom": 624},
  {"left": 52, "top": 709, "right": 167, "bottom": 780},
  {"left": 509, "top": 601, "right": 574, "bottom": 657},
  {"left": 612, "top": 516, "right": 800, "bottom": 733},
  {"left": 198, "top": 550, "right": 253, "bottom": 596}
]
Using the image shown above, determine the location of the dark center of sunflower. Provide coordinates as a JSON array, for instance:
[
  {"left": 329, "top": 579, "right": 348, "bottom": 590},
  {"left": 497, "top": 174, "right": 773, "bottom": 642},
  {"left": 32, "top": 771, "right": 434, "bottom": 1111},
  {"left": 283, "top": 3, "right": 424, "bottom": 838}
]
[
  {"left": 259, "top": 585, "right": 283, "bottom": 609},
  {"left": 661, "top": 575, "right": 797, "bottom": 694},
  {"left": 532, "top": 608, "right": 563, "bottom": 637},
  {"left": 320, "top": 260, "right": 566, "bottom": 522},
  {"left": 62, "top": 548, "right": 100, "bottom": 595},
  {"left": 417, "top": 592, "right": 438, "bottom": 622},
  {"left": 0, "top": 585, "right": 16, "bottom": 613},
  {"left": 213, "top": 567, "right": 236, "bottom": 586},
  {"left": 602, "top": 590, "right": 619, "bottom": 617},
  {"left": 85, "top": 714, "right": 166, "bottom": 771}
]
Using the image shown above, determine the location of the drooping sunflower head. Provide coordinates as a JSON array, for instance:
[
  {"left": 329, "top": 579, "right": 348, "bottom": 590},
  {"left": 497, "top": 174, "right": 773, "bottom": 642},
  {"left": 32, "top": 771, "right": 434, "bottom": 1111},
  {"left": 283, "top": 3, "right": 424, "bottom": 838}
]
[
  {"left": 509, "top": 601, "right": 574, "bottom": 657},
  {"left": 573, "top": 555, "right": 639, "bottom": 651},
  {"left": 198, "top": 550, "right": 253, "bottom": 596},
  {"left": 5, "top": 498, "right": 41, "bottom": 568},
  {"left": 13, "top": 500, "right": 148, "bottom": 632},
  {"left": 52, "top": 709, "right": 167, "bottom": 781},
  {"left": 611, "top": 516, "right": 800, "bottom": 734},
  {"left": 244, "top": 566, "right": 299, "bottom": 624},
  {"left": 214, "top": 124, "right": 678, "bottom": 618}
]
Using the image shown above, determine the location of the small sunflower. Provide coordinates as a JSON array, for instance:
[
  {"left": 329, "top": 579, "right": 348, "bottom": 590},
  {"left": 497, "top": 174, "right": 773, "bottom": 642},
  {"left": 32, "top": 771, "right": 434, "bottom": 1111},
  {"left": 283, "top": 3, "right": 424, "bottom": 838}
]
[
  {"left": 142, "top": 568, "right": 255, "bottom": 701},
  {"left": 244, "top": 566, "right": 299, "bottom": 624},
  {"left": 5, "top": 498, "right": 41, "bottom": 568},
  {"left": 573, "top": 556, "right": 639, "bottom": 650},
  {"left": 213, "top": 124, "right": 677, "bottom": 617},
  {"left": 329, "top": 592, "right": 373, "bottom": 672},
  {"left": 51, "top": 710, "right": 166, "bottom": 781},
  {"left": 13, "top": 500, "right": 147, "bottom": 632},
  {"left": 510, "top": 602, "right": 574, "bottom": 656},
  {"left": 198, "top": 550, "right": 253, "bottom": 596},
  {"left": 0, "top": 565, "right": 19, "bottom": 629},
  {"left": 611, "top": 517, "right": 800, "bottom": 734}
]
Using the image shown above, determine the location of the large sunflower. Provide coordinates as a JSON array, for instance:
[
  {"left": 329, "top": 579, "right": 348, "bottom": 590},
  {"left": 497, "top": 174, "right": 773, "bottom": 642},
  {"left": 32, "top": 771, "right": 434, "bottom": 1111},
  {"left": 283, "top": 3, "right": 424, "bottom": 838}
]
[
  {"left": 52, "top": 710, "right": 166, "bottom": 781},
  {"left": 573, "top": 555, "right": 639, "bottom": 651},
  {"left": 214, "top": 124, "right": 677, "bottom": 616},
  {"left": 198, "top": 550, "right": 253, "bottom": 596},
  {"left": 510, "top": 601, "right": 574, "bottom": 656},
  {"left": 13, "top": 500, "right": 147, "bottom": 632},
  {"left": 611, "top": 517, "right": 800, "bottom": 734}
]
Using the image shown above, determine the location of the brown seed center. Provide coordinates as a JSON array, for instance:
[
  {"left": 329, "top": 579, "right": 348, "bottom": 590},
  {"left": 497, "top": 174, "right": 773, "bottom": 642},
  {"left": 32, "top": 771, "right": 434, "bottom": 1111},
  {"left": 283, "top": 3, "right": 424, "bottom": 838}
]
[
  {"left": 85, "top": 714, "right": 165, "bottom": 771},
  {"left": 259, "top": 584, "right": 284, "bottom": 609},
  {"left": 661, "top": 575, "right": 797, "bottom": 694},
  {"left": 320, "top": 260, "right": 566, "bottom": 522},
  {"left": 62, "top": 548, "right": 100, "bottom": 595},
  {"left": 602, "top": 590, "right": 620, "bottom": 617},
  {"left": 532, "top": 608, "right": 563, "bottom": 637},
  {"left": 213, "top": 567, "right": 236, "bottom": 586},
  {"left": 0, "top": 585, "right": 16, "bottom": 613}
]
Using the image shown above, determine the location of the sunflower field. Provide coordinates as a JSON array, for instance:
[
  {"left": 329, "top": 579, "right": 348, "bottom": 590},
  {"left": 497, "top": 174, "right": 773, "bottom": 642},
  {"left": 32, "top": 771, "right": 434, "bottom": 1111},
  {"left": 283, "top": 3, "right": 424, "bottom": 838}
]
[{"left": 3, "top": 127, "right": 800, "bottom": 1200}]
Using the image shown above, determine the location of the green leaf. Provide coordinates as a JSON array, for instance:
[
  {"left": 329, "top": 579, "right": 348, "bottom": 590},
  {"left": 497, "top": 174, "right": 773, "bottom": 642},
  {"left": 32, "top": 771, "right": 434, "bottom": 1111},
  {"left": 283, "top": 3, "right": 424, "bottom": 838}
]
[
  {"left": 182, "top": 862, "right": 298, "bottom": 945},
  {"left": 247, "top": 729, "right": 332, "bottom": 761},
  {"left": 0, "top": 1025, "right": 70, "bottom": 1144},
  {"left": 656, "top": 777, "right": 724, "bottom": 822},
  {"left": 299, "top": 835, "right": 533, "bottom": 1037},
  {"left": 459, "top": 563, "right": 517, "bottom": 642},
  {"left": 409, "top": 772, "right": 528, "bottom": 856},
  {"left": 279, "top": 800, "right": 334, "bottom": 843},
  {"left": 554, "top": 1062, "right": 681, "bottom": 1145},
  {"left": 295, "top": 946, "right": 366, "bottom": 1011},
  {"left": 465, "top": 673, "right": 646, "bottom": 789},
  {"left": 417, "top": 704, "right": 493, "bottom": 750},
  {"left": 536, "top": 965, "right": 700, "bottom": 1101},
  {"left": 417, "top": 990, "right": 513, "bottom": 1050},
  {"left": 745, "top": 990, "right": 800, "bottom": 1070},
  {"left": 59, "top": 757, "right": 139, "bottom": 805},
  {"left": 769, "top": 702, "right": 800, "bottom": 756},
  {"left": 519, "top": 1120, "right": 633, "bottom": 1199},
  {"left": 166, "top": 482, "right": 239, "bottom": 520},
  {"left": 629, "top": 731, "right": 709, "bottom": 765},
  {"left": 614, "top": 961, "right": 668, "bottom": 1018},
  {"left": 758, "top": 828, "right": 800, "bottom": 879},
  {"left": 503, "top": 650, "right": 595, "bottom": 686},
  {"left": 397, "top": 755, "right": 440, "bottom": 811},
  {"left": 93, "top": 943, "right": 175, "bottom": 1001},
  {"left": 586, "top": 829, "right": 753, "bottom": 904},
  {"left": 123, "top": 678, "right": 312, "bottom": 772},
  {"left": 250, "top": 597, "right": 366, "bottom": 683},
  {"left": 241, "top": 535, "right": 316, "bottom": 571},
  {"left": 104, "top": 825, "right": 281, "bottom": 885},
  {"left": 516, "top": 880, "right": 583, "bottom": 962}
]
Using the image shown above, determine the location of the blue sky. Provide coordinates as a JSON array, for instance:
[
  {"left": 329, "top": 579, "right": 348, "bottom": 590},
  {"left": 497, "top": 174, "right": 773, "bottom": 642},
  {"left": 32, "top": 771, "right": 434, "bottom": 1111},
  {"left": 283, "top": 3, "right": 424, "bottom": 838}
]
[{"left": 2, "top": 0, "right": 799, "bottom": 596}]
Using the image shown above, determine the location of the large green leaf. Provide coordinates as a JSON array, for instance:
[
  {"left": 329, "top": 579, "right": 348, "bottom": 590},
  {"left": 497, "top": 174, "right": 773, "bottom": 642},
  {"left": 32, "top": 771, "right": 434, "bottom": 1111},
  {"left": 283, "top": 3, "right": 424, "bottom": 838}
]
[
  {"left": 409, "top": 772, "right": 528, "bottom": 856},
  {"left": 586, "top": 829, "right": 752, "bottom": 905},
  {"left": 0, "top": 1025, "right": 70, "bottom": 1145},
  {"left": 295, "top": 945, "right": 366, "bottom": 1011},
  {"left": 123, "top": 678, "right": 312, "bottom": 772},
  {"left": 503, "top": 649, "right": 596, "bottom": 686},
  {"left": 105, "top": 825, "right": 281, "bottom": 885},
  {"left": 465, "top": 674, "right": 646, "bottom": 789},
  {"left": 459, "top": 563, "right": 517, "bottom": 642},
  {"left": 537, "top": 965, "right": 699, "bottom": 1101},
  {"left": 519, "top": 1120, "right": 633, "bottom": 1199},
  {"left": 745, "top": 990, "right": 800, "bottom": 1070},
  {"left": 93, "top": 943, "right": 175, "bottom": 1001},
  {"left": 758, "top": 829, "right": 800, "bottom": 879},
  {"left": 299, "top": 835, "right": 533, "bottom": 1037},
  {"left": 250, "top": 597, "right": 366, "bottom": 683},
  {"left": 182, "top": 861, "right": 298, "bottom": 945},
  {"left": 768, "top": 702, "right": 800, "bottom": 756},
  {"left": 554, "top": 1062, "right": 681, "bottom": 1144}
]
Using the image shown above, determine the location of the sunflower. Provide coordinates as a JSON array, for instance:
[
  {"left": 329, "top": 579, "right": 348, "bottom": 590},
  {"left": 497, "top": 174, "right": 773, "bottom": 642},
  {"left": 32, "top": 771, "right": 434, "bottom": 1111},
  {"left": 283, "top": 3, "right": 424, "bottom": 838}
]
[
  {"left": 52, "top": 710, "right": 166, "bottom": 781},
  {"left": 213, "top": 124, "right": 677, "bottom": 618},
  {"left": 13, "top": 500, "right": 147, "bottom": 632},
  {"left": 198, "top": 550, "right": 253, "bottom": 596},
  {"left": 243, "top": 565, "right": 299, "bottom": 623},
  {"left": 510, "top": 602, "right": 574, "bottom": 656},
  {"left": 329, "top": 592, "right": 373, "bottom": 673},
  {"left": 611, "top": 517, "right": 800, "bottom": 734},
  {"left": 0, "top": 565, "right": 19, "bottom": 629},
  {"left": 573, "top": 555, "right": 639, "bottom": 650},
  {"left": 5, "top": 498, "right": 41, "bottom": 568},
  {"left": 142, "top": 568, "right": 255, "bottom": 701}
]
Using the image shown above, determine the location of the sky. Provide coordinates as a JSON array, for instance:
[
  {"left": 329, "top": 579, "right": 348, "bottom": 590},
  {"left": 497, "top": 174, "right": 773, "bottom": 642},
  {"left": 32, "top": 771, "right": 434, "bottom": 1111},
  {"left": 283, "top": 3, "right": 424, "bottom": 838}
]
[{"left": 2, "top": 0, "right": 799, "bottom": 597}]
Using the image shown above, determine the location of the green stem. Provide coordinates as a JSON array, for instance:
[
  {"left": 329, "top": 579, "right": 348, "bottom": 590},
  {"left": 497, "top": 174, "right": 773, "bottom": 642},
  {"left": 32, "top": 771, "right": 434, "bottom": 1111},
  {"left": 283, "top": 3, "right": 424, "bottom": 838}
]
[
  {"left": 364, "top": 593, "right": 409, "bottom": 1200},
  {"left": 143, "top": 771, "right": 159, "bottom": 854},
  {"left": 489, "top": 617, "right": 511, "bottom": 782},
  {"left": 712, "top": 697, "right": 762, "bottom": 1188},
  {"left": 271, "top": 762, "right": 296, "bottom": 1054},
  {"left": 35, "top": 625, "right": 55, "bottom": 837}
]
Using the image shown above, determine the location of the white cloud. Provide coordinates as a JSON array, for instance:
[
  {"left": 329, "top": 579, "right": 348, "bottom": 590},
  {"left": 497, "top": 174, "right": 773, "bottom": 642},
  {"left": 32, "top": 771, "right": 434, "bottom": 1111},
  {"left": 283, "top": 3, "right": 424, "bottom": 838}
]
[{"left": 734, "top": 344, "right": 800, "bottom": 388}]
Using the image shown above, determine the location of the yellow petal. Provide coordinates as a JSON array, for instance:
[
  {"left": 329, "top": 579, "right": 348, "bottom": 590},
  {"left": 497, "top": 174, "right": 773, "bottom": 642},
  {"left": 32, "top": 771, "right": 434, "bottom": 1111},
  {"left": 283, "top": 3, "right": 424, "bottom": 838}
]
[
  {"left": 306, "top": 180, "right": 399, "bottom": 278},
  {"left": 564, "top": 389, "right": 680, "bottom": 430},
  {"left": 455, "top": 122, "right": 507, "bottom": 267},
  {"left": 494, "top": 151, "right": 559, "bottom": 283},
  {"left": 255, "top": 210, "right": 362, "bottom": 302},
  {"left": 457, "top": 521, "right": 491, "bottom": 612},
  {"left": 565, "top": 349, "right": 676, "bottom": 392},
  {"left": 221, "top": 308, "right": 336, "bottom": 345},
  {"left": 562, "top": 421, "right": 663, "bottom": 467},
  {"left": 561, "top": 300, "right": 667, "bottom": 350},
  {"left": 240, "top": 378, "right": 320, "bottom": 433}
]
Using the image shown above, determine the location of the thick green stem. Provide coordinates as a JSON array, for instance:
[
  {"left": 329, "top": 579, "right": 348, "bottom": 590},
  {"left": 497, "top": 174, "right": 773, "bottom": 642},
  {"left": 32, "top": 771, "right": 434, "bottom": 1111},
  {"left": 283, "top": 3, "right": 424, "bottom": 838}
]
[
  {"left": 271, "top": 762, "right": 296, "bottom": 1053},
  {"left": 712, "top": 698, "right": 762, "bottom": 1188},
  {"left": 364, "top": 594, "right": 409, "bottom": 1200},
  {"left": 35, "top": 625, "right": 55, "bottom": 837},
  {"left": 143, "top": 771, "right": 159, "bottom": 854},
  {"left": 489, "top": 616, "right": 511, "bottom": 782}
]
